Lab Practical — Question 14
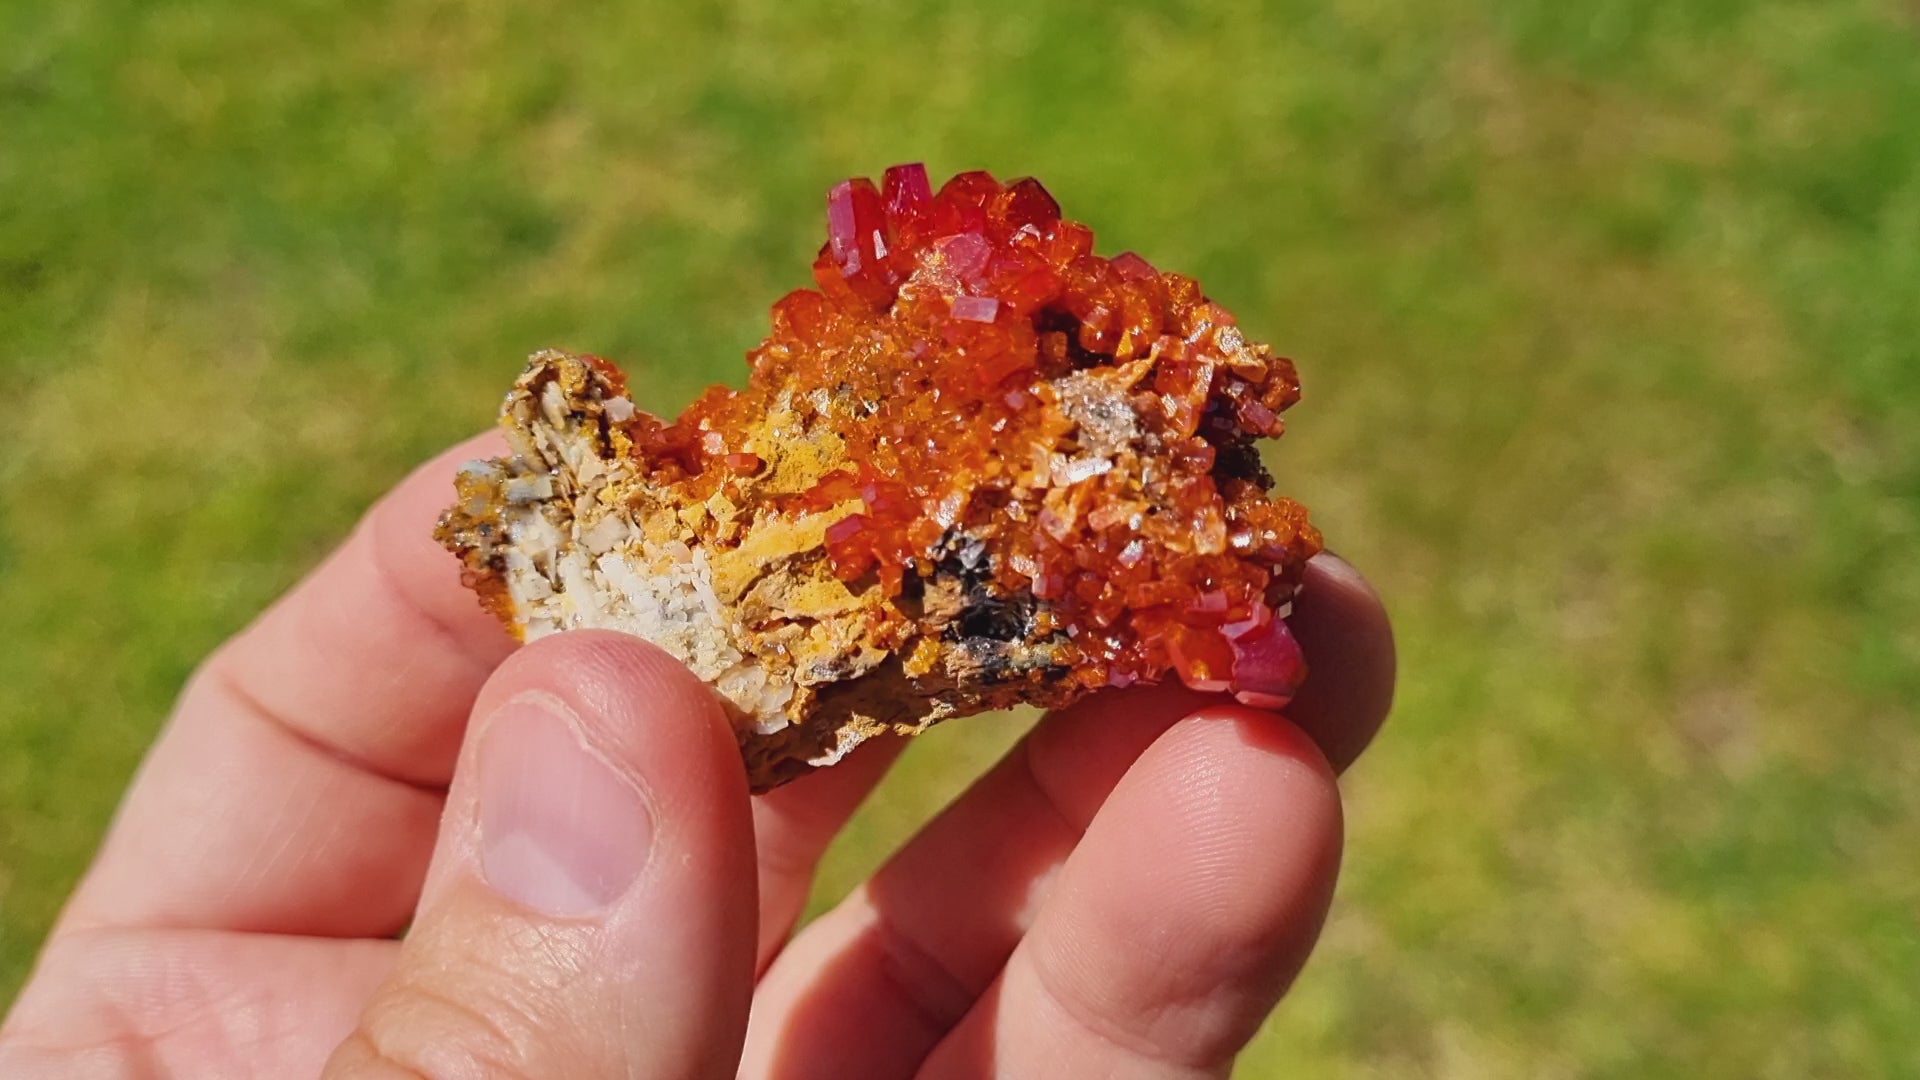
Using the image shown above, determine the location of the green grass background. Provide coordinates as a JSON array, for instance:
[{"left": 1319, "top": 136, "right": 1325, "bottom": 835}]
[{"left": 4, "top": 0, "right": 1917, "bottom": 1074}]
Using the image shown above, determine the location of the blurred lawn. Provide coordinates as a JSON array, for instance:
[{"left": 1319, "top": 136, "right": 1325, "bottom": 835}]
[{"left": 4, "top": 0, "right": 1917, "bottom": 1075}]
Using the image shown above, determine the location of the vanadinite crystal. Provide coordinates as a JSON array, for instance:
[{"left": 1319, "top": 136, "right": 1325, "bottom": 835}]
[{"left": 438, "top": 165, "right": 1322, "bottom": 790}]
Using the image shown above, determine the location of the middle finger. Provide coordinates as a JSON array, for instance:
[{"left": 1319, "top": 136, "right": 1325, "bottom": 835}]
[{"left": 740, "top": 682, "right": 1214, "bottom": 1078}]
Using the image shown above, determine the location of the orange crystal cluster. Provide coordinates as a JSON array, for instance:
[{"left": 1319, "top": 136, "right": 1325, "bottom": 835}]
[{"left": 626, "top": 165, "right": 1320, "bottom": 706}]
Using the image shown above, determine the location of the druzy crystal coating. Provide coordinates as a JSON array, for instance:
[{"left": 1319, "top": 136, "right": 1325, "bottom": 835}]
[
  {"left": 634, "top": 165, "right": 1318, "bottom": 700},
  {"left": 439, "top": 165, "right": 1322, "bottom": 788}
]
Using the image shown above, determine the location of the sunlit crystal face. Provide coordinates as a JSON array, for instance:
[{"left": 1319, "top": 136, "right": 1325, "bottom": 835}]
[{"left": 630, "top": 166, "right": 1321, "bottom": 705}]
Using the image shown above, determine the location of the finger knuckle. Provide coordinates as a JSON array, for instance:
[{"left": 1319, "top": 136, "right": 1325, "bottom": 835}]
[{"left": 338, "top": 977, "right": 541, "bottom": 1080}]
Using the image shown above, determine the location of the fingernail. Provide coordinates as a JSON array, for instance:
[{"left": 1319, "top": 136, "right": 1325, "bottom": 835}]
[
  {"left": 477, "top": 694, "right": 653, "bottom": 917},
  {"left": 1307, "top": 549, "right": 1357, "bottom": 579}
]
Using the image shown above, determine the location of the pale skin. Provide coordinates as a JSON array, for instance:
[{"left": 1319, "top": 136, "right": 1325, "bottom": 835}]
[{"left": 0, "top": 433, "right": 1395, "bottom": 1079}]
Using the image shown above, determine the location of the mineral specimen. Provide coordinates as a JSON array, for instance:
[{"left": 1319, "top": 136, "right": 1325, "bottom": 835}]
[{"left": 438, "top": 165, "right": 1322, "bottom": 790}]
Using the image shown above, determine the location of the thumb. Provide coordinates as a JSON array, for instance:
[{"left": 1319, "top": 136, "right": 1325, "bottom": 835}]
[{"left": 324, "top": 630, "right": 758, "bottom": 1080}]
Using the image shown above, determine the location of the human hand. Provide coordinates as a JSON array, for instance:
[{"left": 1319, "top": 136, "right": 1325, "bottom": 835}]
[{"left": 0, "top": 435, "right": 1394, "bottom": 1079}]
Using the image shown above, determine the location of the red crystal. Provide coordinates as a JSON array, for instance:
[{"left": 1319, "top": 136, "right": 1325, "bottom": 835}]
[
  {"left": 951, "top": 295, "right": 1000, "bottom": 323},
  {"left": 1222, "top": 602, "right": 1274, "bottom": 640},
  {"left": 1237, "top": 399, "right": 1280, "bottom": 437},
  {"left": 996, "top": 177, "right": 1062, "bottom": 235},
  {"left": 773, "top": 288, "right": 833, "bottom": 340},
  {"left": 933, "top": 171, "right": 1001, "bottom": 235},
  {"left": 1169, "top": 625, "right": 1236, "bottom": 693},
  {"left": 998, "top": 267, "right": 1062, "bottom": 316},
  {"left": 825, "top": 514, "right": 867, "bottom": 544},
  {"left": 935, "top": 232, "right": 991, "bottom": 284},
  {"left": 826, "top": 178, "right": 889, "bottom": 297},
  {"left": 1111, "top": 251, "right": 1158, "bottom": 281},
  {"left": 939, "top": 170, "right": 1003, "bottom": 208},
  {"left": 882, "top": 163, "right": 933, "bottom": 228},
  {"left": 1228, "top": 619, "right": 1306, "bottom": 710}
]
